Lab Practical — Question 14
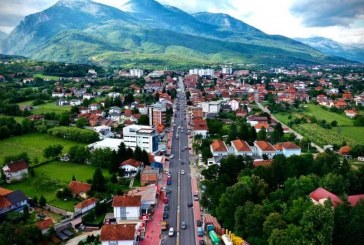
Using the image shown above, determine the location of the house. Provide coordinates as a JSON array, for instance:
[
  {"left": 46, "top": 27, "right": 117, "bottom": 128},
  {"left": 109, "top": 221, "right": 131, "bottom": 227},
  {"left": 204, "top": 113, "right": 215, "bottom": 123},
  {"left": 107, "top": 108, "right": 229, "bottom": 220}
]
[
  {"left": 120, "top": 159, "right": 144, "bottom": 178},
  {"left": 274, "top": 142, "right": 301, "bottom": 157},
  {"left": 230, "top": 140, "right": 253, "bottom": 156},
  {"left": 309, "top": 187, "right": 343, "bottom": 207},
  {"left": 2, "top": 160, "right": 29, "bottom": 183},
  {"left": 74, "top": 197, "right": 98, "bottom": 215},
  {"left": 247, "top": 116, "right": 268, "bottom": 126},
  {"left": 192, "top": 119, "right": 208, "bottom": 139},
  {"left": 228, "top": 99, "right": 240, "bottom": 111},
  {"left": 127, "top": 184, "right": 158, "bottom": 212},
  {"left": 253, "top": 159, "right": 273, "bottom": 167},
  {"left": 254, "top": 141, "right": 277, "bottom": 159},
  {"left": 254, "top": 123, "right": 272, "bottom": 133},
  {"left": 57, "top": 99, "right": 69, "bottom": 106},
  {"left": 68, "top": 181, "right": 91, "bottom": 199},
  {"left": 210, "top": 140, "right": 228, "bottom": 157},
  {"left": 140, "top": 166, "right": 159, "bottom": 186},
  {"left": 348, "top": 195, "right": 364, "bottom": 206},
  {"left": 0, "top": 188, "right": 29, "bottom": 215},
  {"left": 88, "top": 103, "right": 100, "bottom": 111},
  {"left": 339, "top": 146, "right": 351, "bottom": 156},
  {"left": 112, "top": 195, "right": 141, "bottom": 221},
  {"left": 70, "top": 99, "right": 82, "bottom": 106},
  {"left": 36, "top": 218, "right": 54, "bottom": 235},
  {"left": 100, "top": 224, "right": 138, "bottom": 245},
  {"left": 344, "top": 109, "right": 357, "bottom": 118},
  {"left": 83, "top": 93, "right": 94, "bottom": 100}
]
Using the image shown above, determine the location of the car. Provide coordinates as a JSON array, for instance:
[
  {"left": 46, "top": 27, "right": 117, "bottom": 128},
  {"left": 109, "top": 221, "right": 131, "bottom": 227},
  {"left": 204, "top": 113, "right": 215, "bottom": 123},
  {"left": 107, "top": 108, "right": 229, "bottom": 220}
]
[
  {"left": 181, "top": 170, "right": 185, "bottom": 175},
  {"left": 187, "top": 202, "right": 193, "bottom": 207},
  {"left": 163, "top": 212, "right": 169, "bottom": 219},
  {"left": 199, "top": 240, "right": 205, "bottom": 245},
  {"left": 163, "top": 198, "right": 169, "bottom": 204},
  {"left": 181, "top": 221, "right": 186, "bottom": 230},
  {"left": 164, "top": 205, "right": 170, "bottom": 211},
  {"left": 168, "top": 227, "right": 174, "bottom": 237},
  {"left": 166, "top": 188, "right": 171, "bottom": 194},
  {"left": 169, "top": 154, "right": 174, "bottom": 159},
  {"left": 181, "top": 161, "right": 185, "bottom": 165},
  {"left": 196, "top": 219, "right": 202, "bottom": 227}
]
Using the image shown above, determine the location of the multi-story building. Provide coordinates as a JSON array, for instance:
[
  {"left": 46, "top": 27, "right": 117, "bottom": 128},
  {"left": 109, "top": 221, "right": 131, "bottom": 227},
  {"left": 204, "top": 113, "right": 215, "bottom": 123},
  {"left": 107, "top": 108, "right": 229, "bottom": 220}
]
[
  {"left": 189, "top": 68, "right": 214, "bottom": 77},
  {"left": 123, "top": 125, "right": 159, "bottom": 153},
  {"left": 200, "top": 101, "right": 221, "bottom": 114},
  {"left": 148, "top": 103, "right": 166, "bottom": 127},
  {"left": 222, "top": 67, "right": 233, "bottom": 75},
  {"left": 130, "top": 69, "right": 144, "bottom": 78}
]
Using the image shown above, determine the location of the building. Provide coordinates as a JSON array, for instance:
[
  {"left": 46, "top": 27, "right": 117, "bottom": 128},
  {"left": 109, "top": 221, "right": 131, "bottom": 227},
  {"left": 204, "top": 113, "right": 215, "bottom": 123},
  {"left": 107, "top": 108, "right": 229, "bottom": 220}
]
[
  {"left": 0, "top": 188, "right": 29, "bottom": 216},
  {"left": 2, "top": 160, "right": 29, "bottom": 183},
  {"left": 227, "top": 99, "right": 240, "bottom": 111},
  {"left": 231, "top": 140, "right": 253, "bottom": 156},
  {"left": 201, "top": 101, "right": 221, "bottom": 114},
  {"left": 149, "top": 104, "right": 166, "bottom": 127},
  {"left": 120, "top": 159, "right": 144, "bottom": 178},
  {"left": 310, "top": 187, "right": 364, "bottom": 208},
  {"left": 189, "top": 68, "right": 214, "bottom": 77},
  {"left": 254, "top": 141, "right": 277, "bottom": 159},
  {"left": 88, "top": 138, "right": 124, "bottom": 152},
  {"left": 130, "top": 69, "right": 144, "bottom": 78},
  {"left": 222, "top": 67, "right": 233, "bottom": 75},
  {"left": 210, "top": 140, "right": 228, "bottom": 157},
  {"left": 192, "top": 119, "right": 208, "bottom": 139},
  {"left": 74, "top": 197, "right": 98, "bottom": 215},
  {"left": 274, "top": 142, "right": 301, "bottom": 157},
  {"left": 140, "top": 166, "right": 159, "bottom": 186},
  {"left": 112, "top": 195, "right": 141, "bottom": 221},
  {"left": 123, "top": 125, "right": 159, "bottom": 153},
  {"left": 247, "top": 116, "right": 269, "bottom": 126},
  {"left": 36, "top": 218, "right": 54, "bottom": 235},
  {"left": 68, "top": 181, "right": 91, "bottom": 199},
  {"left": 100, "top": 224, "right": 138, "bottom": 245}
]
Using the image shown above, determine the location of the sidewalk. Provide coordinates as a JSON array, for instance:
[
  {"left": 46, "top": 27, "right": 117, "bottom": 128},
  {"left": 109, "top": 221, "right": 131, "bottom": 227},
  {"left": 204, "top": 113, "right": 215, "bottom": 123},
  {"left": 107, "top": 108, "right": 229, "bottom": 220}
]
[{"left": 191, "top": 177, "right": 202, "bottom": 245}]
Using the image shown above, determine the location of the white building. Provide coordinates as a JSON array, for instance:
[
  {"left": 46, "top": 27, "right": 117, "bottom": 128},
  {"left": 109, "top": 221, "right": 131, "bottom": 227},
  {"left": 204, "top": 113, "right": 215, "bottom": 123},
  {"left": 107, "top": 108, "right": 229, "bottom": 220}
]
[
  {"left": 228, "top": 99, "right": 240, "bottom": 111},
  {"left": 70, "top": 99, "right": 82, "bottom": 106},
  {"left": 189, "top": 68, "right": 214, "bottom": 77},
  {"left": 231, "top": 139, "right": 253, "bottom": 156},
  {"left": 123, "top": 125, "right": 159, "bottom": 153},
  {"left": 210, "top": 140, "right": 229, "bottom": 157},
  {"left": 274, "top": 142, "right": 301, "bottom": 157},
  {"left": 112, "top": 195, "right": 141, "bottom": 221},
  {"left": 88, "top": 138, "right": 124, "bottom": 151},
  {"left": 254, "top": 141, "right": 277, "bottom": 159},
  {"left": 130, "top": 69, "right": 144, "bottom": 78},
  {"left": 2, "top": 160, "right": 29, "bottom": 183},
  {"left": 222, "top": 67, "right": 233, "bottom": 75},
  {"left": 74, "top": 197, "right": 98, "bottom": 215},
  {"left": 201, "top": 101, "right": 221, "bottom": 114}
]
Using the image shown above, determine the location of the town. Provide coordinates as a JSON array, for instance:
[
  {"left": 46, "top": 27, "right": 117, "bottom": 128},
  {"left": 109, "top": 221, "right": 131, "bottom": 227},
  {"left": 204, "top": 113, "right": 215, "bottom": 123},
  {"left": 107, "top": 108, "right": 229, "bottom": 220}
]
[{"left": 0, "top": 57, "right": 364, "bottom": 245}]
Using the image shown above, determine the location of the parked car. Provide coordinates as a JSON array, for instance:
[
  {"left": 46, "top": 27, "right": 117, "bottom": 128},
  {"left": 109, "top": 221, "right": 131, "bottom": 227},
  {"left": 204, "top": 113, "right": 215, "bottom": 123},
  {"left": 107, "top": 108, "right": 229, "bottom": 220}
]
[
  {"left": 196, "top": 219, "right": 202, "bottom": 227},
  {"left": 168, "top": 227, "right": 174, "bottom": 237},
  {"left": 199, "top": 240, "right": 205, "bottom": 245},
  {"left": 181, "top": 170, "right": 185, "bottom": 175},
  {"left": 181, "top": 221, "right": 186, "bottom": 229},
  {"left": 164, "top": 205, "right": 170, "bottom": 211},
  {"left": 163, "top": 212, "right": 169, "bottom": 219},
  {"left": 187, "top": 202, "right": 193, "bottom": 207}
]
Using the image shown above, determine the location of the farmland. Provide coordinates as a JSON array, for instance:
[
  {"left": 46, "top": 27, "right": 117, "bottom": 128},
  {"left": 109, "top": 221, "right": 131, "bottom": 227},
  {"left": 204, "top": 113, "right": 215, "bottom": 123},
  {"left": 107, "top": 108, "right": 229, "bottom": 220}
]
[
  {"left": 17, "top": 100, "right": 71, "bottom": 115},
  {"left": 0, "top": 133, "right": 85, "bottom": 163},
  {"left": 7, "top": 161, "right": 111, "bottom": 211}
]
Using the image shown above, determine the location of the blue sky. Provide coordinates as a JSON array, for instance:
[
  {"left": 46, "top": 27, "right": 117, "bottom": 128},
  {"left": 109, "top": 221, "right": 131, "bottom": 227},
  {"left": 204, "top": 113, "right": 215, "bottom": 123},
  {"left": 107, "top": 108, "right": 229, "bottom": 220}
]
[{"left": 0, "top": 0, "right": 363, "bottom": 45}]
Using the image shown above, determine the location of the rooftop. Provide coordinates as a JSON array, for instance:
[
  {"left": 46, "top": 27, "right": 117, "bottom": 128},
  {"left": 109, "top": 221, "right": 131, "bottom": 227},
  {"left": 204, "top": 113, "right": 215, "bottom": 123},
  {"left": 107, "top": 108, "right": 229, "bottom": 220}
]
[
  {"left": 112, "top": 195, "right": 141, "bottom": 207},
  {"left": 231, "top": 140, "right": 252, "bottom": 152},
  {"left": 211, "top": 140, "right": 228, "bottom": 152},
  {"left": 100, "top": 224, "right": 136, "bottom": 241}
]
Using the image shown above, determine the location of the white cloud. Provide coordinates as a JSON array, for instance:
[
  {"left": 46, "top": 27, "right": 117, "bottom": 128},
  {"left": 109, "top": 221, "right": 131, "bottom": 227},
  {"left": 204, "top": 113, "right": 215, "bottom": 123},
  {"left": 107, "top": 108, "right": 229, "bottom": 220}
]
[{"left": 0, "top": 0, "right": 362, "bottom": 45}]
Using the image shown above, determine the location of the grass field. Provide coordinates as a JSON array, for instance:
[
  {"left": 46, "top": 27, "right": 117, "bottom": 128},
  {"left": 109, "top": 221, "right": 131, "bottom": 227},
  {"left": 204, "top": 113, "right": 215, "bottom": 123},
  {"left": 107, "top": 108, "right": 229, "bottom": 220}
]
[
  {"left": 0, "top": 133, "right": 85, "bottom": 163},
  {"left": 17, "top": 100, "right": 71, "bottom": 115},
  {"left": 7, "top": 161, "right": 110, "bottom": 211},
  {"left": 339, "top": 127, "right": 364, "bottom": 144},
  {"left": 305, "top": 104, "right": 353, "bottom": 126},
  {"left": 0, "top": 115, "right": 25, "bottom": 123},
  {"left": 34, "top": 73, "right": 60, "bottom": 81}
]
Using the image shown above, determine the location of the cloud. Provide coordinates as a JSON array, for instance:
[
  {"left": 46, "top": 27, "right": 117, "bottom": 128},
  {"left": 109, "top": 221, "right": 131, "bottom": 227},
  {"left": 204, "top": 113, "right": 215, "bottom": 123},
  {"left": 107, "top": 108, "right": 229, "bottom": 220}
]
[{"left": 291, "top": 0, "right": 364, "bottom": 27}]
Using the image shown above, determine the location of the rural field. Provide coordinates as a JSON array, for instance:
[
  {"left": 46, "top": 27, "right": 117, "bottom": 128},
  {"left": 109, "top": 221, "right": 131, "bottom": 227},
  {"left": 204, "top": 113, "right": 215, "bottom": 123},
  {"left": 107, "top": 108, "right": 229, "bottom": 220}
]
[
  {"left": 17, "top": 100, "right": 71, "bottom": 115},
  {"left": 0, "top": 133, "right": 85, "bottom": 163},
  {"left": 34, "top": 73, "right": 60, "bottom": 81},
  {"left": 7, "top": 161, "right": 110, "bottom": 211},
  {"left": 273, "top": 104, "right": 363, "bottom": 146}
]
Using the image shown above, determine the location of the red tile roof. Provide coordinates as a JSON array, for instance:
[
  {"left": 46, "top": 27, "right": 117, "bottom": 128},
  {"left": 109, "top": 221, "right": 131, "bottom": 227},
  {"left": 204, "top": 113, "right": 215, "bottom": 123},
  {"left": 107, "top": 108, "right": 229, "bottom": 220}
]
[
  {"left": 75, "top": 197, "right": 98, "bottom": 209},
  {"left": 339, "top": 146, "right": 351, "bottom": 155},
  {"left": 36, "top": 218, "right": 54, "bottom": 231},
  {"left": 253, "top": 160, "right": 273, "bottom": 167},
  {"left": 0, "top": 187, "right": 12, "bottom": 196},
  {"left": 120, "top": 158, "right": 143, "bottom": 168},
  {"left": 231, "top": 140, "right": 251, "bottom": 152},
  {"left": 112, "top": 195, "right": 141, "bottom": 207},
  {"left": 348, "top": 194, "right": 364, "bottom": 206},
  {"left": 274, "top": 142, "right": 300, "bottom": 150},
  {"left": 255, "top": 141, "right": 276, "bottom": 152},
  {"left": 0, "top": 195, "right": 11, "bottom": 208},
  {"left": 5, "top": 160, "right": 29, "bottom": 173},
  {"left": 100, "top": 224, "right": 136, "bottom": 241},
  {"left": 211, "top": 140, "right": 228, "bottom": 152},
  {"left": 309, "top": 187, "right": 342, "bottom": 207},
  {"left": 68, "top": 181, "right": 91, "bottom": 195},
  {"left": 254, "top": 122, "right": 270, "bottom": 130}
]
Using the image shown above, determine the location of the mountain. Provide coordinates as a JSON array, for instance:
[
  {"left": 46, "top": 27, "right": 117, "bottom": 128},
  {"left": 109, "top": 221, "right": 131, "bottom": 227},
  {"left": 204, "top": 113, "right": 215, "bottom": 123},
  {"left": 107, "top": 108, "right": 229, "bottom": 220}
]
[
  {"left": 0, "top": 31, "right": 6, "bottom": 41},
  {"left": 296, "top": 37, "right": 364, "bottom": 63},
  {"left": 0, "top": 0, "right": 354, "bottom": 67}
]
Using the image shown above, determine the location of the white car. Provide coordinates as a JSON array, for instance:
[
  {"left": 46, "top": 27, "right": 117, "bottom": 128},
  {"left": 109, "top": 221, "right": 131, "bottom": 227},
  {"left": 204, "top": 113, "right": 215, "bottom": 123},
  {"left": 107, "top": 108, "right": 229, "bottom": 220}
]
[
  {"left": 169, "top": 154, "right": 174, "bottom": 159},
  {"left": 168, "top": 227, "right": 174, "bottom": 237},
  {"left": 181, "top": 170, "right": 185, "bottom": 175}
]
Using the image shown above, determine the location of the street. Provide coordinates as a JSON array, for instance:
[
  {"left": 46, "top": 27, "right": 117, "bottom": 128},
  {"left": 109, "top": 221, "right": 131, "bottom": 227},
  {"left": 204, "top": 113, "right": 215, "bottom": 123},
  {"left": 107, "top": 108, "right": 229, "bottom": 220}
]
[{"left": 164, "top": 77, "right": 196, "bottom": 245}]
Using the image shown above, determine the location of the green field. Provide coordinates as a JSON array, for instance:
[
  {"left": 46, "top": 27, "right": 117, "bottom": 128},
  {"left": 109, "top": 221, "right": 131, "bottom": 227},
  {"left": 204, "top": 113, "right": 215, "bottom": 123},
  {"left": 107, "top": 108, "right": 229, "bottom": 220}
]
[
  {"left": 17, "top": 100, "right": 71, "bottom": 115},
  {"left": 305, "top": 104, "right": 353, "bottom": 126},
  {"left": 0, "top": 115, "right": 25, "bottom": 123},
  {"left": 7, "top": 161, "right": 110, "bottom": 211},
  {"left": 34, "top": 73, "right": 60, "bottom": 81},
  {"left": 339, "top": 127, "right": 364, "bottom": 144},
  {"left": 0, "top": 133, "right": 85, "bottom": 163}
]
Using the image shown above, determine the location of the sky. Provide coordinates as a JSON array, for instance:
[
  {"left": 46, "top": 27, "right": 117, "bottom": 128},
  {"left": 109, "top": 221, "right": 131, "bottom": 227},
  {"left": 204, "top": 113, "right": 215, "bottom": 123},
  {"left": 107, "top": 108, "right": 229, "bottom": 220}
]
[{"left": 0, "top": 0, "right": 363, "bottom": 46}]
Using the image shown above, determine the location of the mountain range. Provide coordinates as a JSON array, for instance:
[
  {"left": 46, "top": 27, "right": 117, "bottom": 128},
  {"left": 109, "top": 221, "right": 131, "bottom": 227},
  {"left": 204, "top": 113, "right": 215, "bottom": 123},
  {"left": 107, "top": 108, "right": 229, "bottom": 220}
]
[
  {"left": 0, "top": 0, "right": 357, "bottom": 68},
  {"left": 296, "top": 37, "right": 364, "bottom": 64},
  {"left": 0, "top": 31, "right": 6, "bottom": 41}
]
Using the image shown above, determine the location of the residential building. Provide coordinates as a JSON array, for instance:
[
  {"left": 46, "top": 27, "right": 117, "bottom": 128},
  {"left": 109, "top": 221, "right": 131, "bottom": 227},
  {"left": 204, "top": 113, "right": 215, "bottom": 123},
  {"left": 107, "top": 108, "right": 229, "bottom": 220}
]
[
  {"left": 222, "top": 67, "right": 233, "bottom": 75},
  {"left": 0, "top": 188, "right": 29, "bottom": 216},
  {"left": 70, "top": 99, "right": 82, "bottom": 106},
  {"left": 100, "top": 224, "right": 138, "bottom": 245},
  {"left": 123, "top": 125, "right": 159, "bottom": 153},
  {"left": 130, "top": 69, "right": 144, "bottom": 78},
  {"left": 201, "top": 101, "right": 221, "bottom": 114},
  {"left": 210, "top": 140, "right": 228, "bottom": 157},
  {"left": 274, "top": 142, "right": 301, "bottom": 157},
  {"left": 192, "top": 119, "right": 208, "bottom": 139},
  {"left": 112, "top": 195, "right": 141, "bottom": 221},
  {"left": 227, "top": 99, "right": 239, "bottom": 111},
  {"left": 149, "top": 104, "right": 166, "bottom": 127},
  {"left": 68, "top": 181, "right": 91, "bottom": 199},
  {"left": 74, "top": 197, "right": 98, "bottom": 215},
  {"left": 309, "top": 187, "right": 343, "bottom": 208},
  {"left": 120, "top": 159, "right": 144, "bottom": 178},
  {"left": 189, "top": 68, "right": 214, "bottom": 77},
  {"left": 36, "top": 218, "right": 54, "bottom": 235},
  {"left": 127, "top": 184, "right": 158, "bottom": 213},
  {"left": 254, "top": 141, "right": 277, "bottom": 159},
  {"left": 247, "top": 116, "right": 268, "bottom": 126},
  {"left": 140, "top": 166, "right": 159, "bottom": 186},
  {"left": 2, "top": 160, "right": 29, "bottom": 183},
  {"left": 88, "top": 138, "right": 124, "bottom": 152},
  {"left": 231, "top": 140, "right": 253, "bottom": 156}
]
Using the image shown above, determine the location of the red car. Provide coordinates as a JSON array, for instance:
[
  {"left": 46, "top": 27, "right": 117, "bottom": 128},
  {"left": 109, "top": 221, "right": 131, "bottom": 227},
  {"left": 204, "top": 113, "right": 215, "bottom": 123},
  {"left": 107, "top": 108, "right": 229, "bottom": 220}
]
[{"left": 163, "top": 198, "right": 169, "bottom": 204}]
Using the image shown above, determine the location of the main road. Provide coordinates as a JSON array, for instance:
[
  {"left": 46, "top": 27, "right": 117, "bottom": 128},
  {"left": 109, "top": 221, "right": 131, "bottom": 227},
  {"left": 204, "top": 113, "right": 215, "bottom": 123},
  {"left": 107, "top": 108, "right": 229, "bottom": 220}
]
[{"left": 165, "top": 77, "right": 196, "bottom": 245}]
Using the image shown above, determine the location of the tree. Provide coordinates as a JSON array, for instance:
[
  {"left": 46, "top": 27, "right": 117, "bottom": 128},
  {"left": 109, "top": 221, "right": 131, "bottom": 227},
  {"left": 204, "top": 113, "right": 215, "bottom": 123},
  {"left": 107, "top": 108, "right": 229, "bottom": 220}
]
[
  {"left": 257, "top": 127, "right": 267, "bottom": 141},
  {"left": 91, "top": 168, "right": 106, "bottom": 193},
  {"left": 138, "top": 115, "right": 149, "bottom": 125},
  {"left": 59, "top": 113, "right": 70, "bottom": 126},
  {"left": 72, "top": 174, "right": 76, "bottom": 181},
  {"left": 0, "top": 126, "right": 10, "bottom": 139},
  {"left": 39, "top": 195, "right": 47, "bottom": 207},
  {"left": 320, "top": 173, "right": 347, "bottom": 195},
  {"left": 134, "top": 146, "right": 143, "bottom": 162},
  {"left": 23, "top": 205, "right": 30, "bottom": 221},
  {"left": 43, "top": 144, "right": 63, "bottom": 160},
  {"left": 88, "top": 148, "right": 114, "bottom": 169},
  {"left": 76, "top": 117, "right": 88, "bottom": 128},
  {"left": 271, "top": 123, "right": 284, "bottom": 143},
  {"left": 300, "top": 204, "right": 334, "bottom": 245},
  {"left": 263, "top": 212, "right": 287, "bottom": 238},
  {"left": 268, "top": 224, "right": 307, "bottom": 245},
  {"left": 21, "top": 118, "right": 33, "bottom": 134},
  {"left": 68, "top": 145, "right": 90, "bottom": 163}
]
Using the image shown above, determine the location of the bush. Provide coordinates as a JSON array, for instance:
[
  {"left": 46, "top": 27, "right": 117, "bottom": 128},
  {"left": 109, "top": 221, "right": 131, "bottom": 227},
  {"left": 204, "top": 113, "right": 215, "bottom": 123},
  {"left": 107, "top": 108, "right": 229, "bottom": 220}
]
[{"left": 48, "top": 126, "right": 99, "bottom": 143}]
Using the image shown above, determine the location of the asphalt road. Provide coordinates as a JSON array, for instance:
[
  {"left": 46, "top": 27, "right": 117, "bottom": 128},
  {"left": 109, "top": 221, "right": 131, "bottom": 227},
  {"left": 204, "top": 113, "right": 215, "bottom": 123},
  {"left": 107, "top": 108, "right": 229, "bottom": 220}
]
[{"left": 165, "top": 77, "right": 196, "bottom": 245}]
